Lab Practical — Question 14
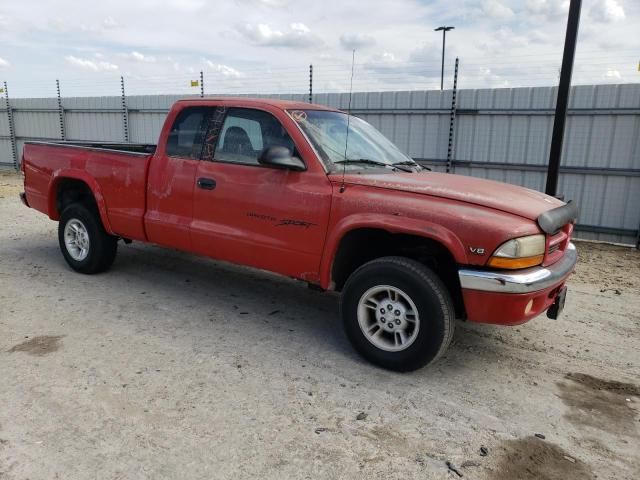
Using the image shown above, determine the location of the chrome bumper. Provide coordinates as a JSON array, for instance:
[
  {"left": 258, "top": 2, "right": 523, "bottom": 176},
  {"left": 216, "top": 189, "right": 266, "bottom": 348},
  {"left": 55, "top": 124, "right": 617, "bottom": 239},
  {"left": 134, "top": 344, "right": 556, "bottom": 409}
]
[{"left": 458, "top": 243, "right": 577, "bottom": 294}]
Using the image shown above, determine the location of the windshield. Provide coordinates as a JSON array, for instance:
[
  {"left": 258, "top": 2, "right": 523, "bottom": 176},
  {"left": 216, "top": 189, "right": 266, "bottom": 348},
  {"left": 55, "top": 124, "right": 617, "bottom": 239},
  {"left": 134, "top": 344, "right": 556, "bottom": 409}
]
[{"left": 287, "top": 109, "right": 415, "bottom": 170}]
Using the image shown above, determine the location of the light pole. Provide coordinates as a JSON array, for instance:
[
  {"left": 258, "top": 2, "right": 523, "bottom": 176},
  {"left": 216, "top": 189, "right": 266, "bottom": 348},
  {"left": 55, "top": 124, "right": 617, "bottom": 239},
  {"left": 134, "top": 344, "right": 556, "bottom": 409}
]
[
  {"left": 545, "top": 0, "right": 582, "bottom": 197},
  {"left": 434, "top": 26, "right": 454, "bottom": 90}
]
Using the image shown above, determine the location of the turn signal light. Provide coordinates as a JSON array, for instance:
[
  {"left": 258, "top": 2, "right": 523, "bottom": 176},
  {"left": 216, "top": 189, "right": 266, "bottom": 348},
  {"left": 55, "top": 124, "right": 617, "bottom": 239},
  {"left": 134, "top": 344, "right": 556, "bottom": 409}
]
[{"left": 487, "top": 254, "right": 544, "bottom": 269}]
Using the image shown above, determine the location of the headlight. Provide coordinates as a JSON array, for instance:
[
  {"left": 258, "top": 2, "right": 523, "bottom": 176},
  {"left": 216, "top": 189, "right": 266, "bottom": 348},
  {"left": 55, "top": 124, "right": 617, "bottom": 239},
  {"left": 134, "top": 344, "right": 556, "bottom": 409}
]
[{"left": 487, "top": 234, "right": 545, "bottom": 269}]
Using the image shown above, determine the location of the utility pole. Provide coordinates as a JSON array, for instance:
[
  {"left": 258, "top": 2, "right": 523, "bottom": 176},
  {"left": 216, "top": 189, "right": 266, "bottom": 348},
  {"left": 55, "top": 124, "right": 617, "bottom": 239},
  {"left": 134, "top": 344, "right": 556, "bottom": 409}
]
[
  {"left": 545, "top": 0, "right": 582, "bottom": 197},
  {"left": 435, "top": 26, "right": 454, "bottom": 90}
]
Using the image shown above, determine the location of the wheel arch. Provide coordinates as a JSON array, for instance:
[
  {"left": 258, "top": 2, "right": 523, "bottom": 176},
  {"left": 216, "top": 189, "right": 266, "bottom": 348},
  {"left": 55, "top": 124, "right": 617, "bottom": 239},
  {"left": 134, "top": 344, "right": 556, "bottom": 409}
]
[
  {"left": 47, "top": 171, "right": 113, "bottom": 234},
  {"left": 321, "top": 216, "right": 468, "bottom": 318}
]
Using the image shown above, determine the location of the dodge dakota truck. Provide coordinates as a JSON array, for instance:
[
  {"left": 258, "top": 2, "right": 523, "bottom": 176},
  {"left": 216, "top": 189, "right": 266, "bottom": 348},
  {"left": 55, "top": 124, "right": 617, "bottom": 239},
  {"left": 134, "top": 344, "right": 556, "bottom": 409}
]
[{"left": 20, "top": 97, "right": 578, "bottom": 371}]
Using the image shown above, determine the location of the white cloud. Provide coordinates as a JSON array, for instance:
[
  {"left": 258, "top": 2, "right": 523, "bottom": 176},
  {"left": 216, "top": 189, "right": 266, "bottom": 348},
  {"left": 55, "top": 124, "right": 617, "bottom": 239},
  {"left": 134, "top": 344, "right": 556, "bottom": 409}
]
[
  {"left": 166, "top": 0, "right": 206, "bottom": 13},
  {"left": 364, "top": 51, "right": 403, "bottom": 73},
  {"left": 290, "top": 23, "right": 310, "bottom": 33},
  {"left": 0, "top": 57, "right": 10, "bottom": 68},
  {"left": 49, "top": 16, "right": 120, "bottom": 34},
  {"left": 122, "top": 51, "right": 156, "bottom": 63},
  {"left": 604, "top": 69, "right": 621, "bottom": 79},
  {"left": 368, "top": 52, "right": 399, "bottom": 65},
  {"left": 64, "top": 55, "right": 119, "bottom": 72},
  {"left": 204, "top": 61, "right": 244, "bottom": 78},
  {"left": 482, "top": 0, "right": 515, "bottom": 19},
  {"left": 525, "top": 0, "right": 569, "bottom": 19},
  {"left": 590, "top": 0, "right": 625, "bottom": 23},
  {"left": 238, "top": 22, "right": 322, "bottom": 48},
  {"left": 527, "top": 29, "right": 551, "bottom": 44},
  {"left": 101, "top": 16, "right": 118, "bottom": 30},
  {"left": 255, "top": 0, "right": 289, "bottom": 6},
  {"left": 408, "top": 43, "right": 442, "bottom": 64},
  {"left": 0, "top": 0, "right": 638, "bottom": 96},
  {"left": 339, "top": 33, "right": 376, "bottom": 50}
]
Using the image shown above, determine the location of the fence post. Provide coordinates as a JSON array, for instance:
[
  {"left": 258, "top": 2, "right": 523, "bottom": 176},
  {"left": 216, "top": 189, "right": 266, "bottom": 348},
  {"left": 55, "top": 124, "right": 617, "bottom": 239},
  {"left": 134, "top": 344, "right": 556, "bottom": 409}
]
[
  {"left": 3, "top": 81, "right": 18, "bottom": 170},
  {"left": 446, "top": 57, "right": 459, "bottom": 173},
  {"left": 120, "top": 76, "right": 129, "bottom": 143},
  {"left": 200, "top": 70, "right": 204, "bottom": 98},
  {"left": 56, "top": 79, "right": 66, "bottom": 141},
  {"left": 309, "top": 64, "right": 313, "bottom": 103}
]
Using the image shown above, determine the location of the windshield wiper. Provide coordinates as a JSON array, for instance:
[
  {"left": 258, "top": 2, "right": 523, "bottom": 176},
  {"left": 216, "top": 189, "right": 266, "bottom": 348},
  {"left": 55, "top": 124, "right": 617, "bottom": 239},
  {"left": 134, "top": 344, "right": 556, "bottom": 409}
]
[
  {"left": 392, "top": 160, "right": 418, "bottom": 166},
  {"left": 391, "top": 160, "right": 423, "bottom": 172},
  {"left": 334, "top": 158, "right": 421, "bottom": 173},
  {"left": 333, "top": 158, "right": 394, "bottom": 168}
]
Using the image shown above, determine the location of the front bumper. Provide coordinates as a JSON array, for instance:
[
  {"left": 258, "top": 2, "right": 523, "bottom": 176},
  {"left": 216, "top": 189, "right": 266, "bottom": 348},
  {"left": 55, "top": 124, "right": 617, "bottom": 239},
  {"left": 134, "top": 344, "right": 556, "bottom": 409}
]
[
  {"left": 458, "top": 243, "right": 577, "bottom": 325},
  {"left": 458, "top": 243, "right": 576, "bottom": 294}
]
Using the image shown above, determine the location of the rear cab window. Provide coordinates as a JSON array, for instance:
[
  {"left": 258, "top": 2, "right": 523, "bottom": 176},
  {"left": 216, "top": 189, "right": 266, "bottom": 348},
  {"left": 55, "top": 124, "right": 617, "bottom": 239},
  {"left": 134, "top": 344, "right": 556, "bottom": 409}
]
[{"left": 165, "top": 107, "right": 211, "bottom": 159}]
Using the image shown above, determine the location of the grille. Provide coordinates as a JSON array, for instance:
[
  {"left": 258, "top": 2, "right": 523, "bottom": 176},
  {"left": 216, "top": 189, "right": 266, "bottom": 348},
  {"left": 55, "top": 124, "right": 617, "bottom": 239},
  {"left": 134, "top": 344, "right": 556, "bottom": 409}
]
[
  {"left": 544, "top": 224, "right": 573, "bottom": 266},
  {"left": 548, "top": 243, "right": 561, "bottom": 254}
]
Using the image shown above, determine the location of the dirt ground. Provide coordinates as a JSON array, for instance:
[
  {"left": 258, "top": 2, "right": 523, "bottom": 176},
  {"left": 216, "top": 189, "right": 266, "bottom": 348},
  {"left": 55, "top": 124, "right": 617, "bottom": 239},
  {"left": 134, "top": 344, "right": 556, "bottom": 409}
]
[{"left": 1, "top": 170, "right": 639, "bottom": 479}]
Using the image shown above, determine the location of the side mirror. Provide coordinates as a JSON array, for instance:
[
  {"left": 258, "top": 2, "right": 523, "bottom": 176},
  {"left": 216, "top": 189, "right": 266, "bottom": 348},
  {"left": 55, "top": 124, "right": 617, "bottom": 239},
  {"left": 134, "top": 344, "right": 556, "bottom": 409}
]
[{"left": 258, "top": 146, "right": 306, "bottom": 171}]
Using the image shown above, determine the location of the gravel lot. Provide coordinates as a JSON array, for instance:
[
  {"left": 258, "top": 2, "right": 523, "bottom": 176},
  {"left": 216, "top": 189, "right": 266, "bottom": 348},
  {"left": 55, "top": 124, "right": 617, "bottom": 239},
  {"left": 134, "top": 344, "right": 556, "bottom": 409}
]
[{"left": 1, "top": 170, "right": 639, "bottom": 479}]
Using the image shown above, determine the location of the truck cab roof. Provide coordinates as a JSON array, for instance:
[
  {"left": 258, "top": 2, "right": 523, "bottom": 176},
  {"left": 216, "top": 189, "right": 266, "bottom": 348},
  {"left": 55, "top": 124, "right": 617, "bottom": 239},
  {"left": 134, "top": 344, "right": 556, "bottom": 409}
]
[{"left": 174, "top": 97, "right": 341, "bottom": 112}]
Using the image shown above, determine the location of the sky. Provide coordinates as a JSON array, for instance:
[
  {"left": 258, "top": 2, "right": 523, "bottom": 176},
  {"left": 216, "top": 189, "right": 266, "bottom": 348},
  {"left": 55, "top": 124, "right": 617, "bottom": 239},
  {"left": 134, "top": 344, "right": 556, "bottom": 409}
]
[{"left": 0, "top": 0, "right": 638, "bottom": 97}]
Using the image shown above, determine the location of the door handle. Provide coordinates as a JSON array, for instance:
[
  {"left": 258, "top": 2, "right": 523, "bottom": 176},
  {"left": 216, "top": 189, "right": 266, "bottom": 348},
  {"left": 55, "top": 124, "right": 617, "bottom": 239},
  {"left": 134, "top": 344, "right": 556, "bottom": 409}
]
[{"left": 197, "top": 177, "right": 216, "bottom": 190}]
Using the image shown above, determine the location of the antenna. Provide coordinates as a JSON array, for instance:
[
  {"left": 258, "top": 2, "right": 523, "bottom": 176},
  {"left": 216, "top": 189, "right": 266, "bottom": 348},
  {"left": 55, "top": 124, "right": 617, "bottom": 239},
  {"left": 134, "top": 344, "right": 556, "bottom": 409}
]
[{"left": 340, "top": 49, "right": 355, "bottom": 194}]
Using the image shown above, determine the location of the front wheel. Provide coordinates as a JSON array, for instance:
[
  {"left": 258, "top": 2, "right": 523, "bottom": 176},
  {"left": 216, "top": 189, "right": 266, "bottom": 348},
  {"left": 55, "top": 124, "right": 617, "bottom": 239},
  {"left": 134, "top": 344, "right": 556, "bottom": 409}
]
[
  {"left": 340, "top": 256, "right": 455, "bottom": 371},
  {"left": 58, "top": 203, "right": 117, "bottom": 274}
]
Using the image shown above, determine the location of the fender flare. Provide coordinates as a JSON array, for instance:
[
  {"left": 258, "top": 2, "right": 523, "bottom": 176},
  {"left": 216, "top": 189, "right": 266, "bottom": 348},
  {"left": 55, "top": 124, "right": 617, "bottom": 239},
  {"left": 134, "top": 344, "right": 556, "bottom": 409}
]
[
  {"left": 319, "top": 213, "right": 468, "bottom": 289},
  {"left": 47, "top": 169, "right": 114, "bottom": 234}
]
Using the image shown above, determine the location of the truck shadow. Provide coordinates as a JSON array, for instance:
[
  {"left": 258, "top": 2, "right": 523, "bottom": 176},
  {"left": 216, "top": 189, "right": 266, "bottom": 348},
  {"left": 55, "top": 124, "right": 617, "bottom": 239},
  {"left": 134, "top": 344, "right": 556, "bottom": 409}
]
[{"left": 26, "top": 239, "right": 506, "bottom": 379}]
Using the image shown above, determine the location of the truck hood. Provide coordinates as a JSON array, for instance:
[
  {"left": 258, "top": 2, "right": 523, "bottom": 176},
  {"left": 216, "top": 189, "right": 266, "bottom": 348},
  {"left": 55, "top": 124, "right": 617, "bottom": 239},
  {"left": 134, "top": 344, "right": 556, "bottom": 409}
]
[{"left": 332, "top": 171, "right": 564, "bottom": 220}]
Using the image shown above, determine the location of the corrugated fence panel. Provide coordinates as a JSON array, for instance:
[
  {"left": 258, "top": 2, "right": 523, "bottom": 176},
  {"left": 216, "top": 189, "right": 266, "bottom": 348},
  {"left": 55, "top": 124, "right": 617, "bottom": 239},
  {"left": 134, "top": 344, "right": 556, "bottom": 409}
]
[
  {"left": 64, "top": 96, "right": 124, "bottom": 142},
  {"left": 0, "top": 113, "right": 9, "bottom": 137},
  {"left": 0, "top": 97, "right": 13, "bottom": 166},
  {"left": 0, "top": 139, "right": 12, "bottom": 167},
  {"left": 14, "top": 111, "right": 60, "bottom": 140},
  {"left": 1, "top": 84, "right": 638, "bottom": 245},
  {"left": 128, "top": 95, "right": 169, "bottom": 144}
]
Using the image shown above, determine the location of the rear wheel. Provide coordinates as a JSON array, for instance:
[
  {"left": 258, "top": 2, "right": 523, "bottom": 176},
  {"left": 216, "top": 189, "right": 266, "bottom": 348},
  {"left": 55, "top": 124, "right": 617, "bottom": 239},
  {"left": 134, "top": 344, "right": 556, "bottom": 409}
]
[
  {"left": 58, "top": 203, "right": 117, "bottom": 274},
  {"left": 341, "top": 256, "right": 455, "bottom": 371}
]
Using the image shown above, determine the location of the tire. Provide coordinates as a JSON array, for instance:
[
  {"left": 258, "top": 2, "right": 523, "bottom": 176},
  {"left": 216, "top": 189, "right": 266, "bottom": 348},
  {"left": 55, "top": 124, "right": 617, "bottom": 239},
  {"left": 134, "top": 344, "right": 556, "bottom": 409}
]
[
  {"left": 58, "top": 203, "right": 117, "bottom": 274},
  {"left": 340, "top": 256, "right": 455, "bottom": 372}
]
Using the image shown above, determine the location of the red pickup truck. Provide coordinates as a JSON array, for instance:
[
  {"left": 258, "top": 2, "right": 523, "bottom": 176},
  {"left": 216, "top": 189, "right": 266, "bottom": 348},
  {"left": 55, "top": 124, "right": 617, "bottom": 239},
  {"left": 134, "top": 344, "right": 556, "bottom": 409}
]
[{"left": 20, "top": 97, "right": 577, "bottom": 371}]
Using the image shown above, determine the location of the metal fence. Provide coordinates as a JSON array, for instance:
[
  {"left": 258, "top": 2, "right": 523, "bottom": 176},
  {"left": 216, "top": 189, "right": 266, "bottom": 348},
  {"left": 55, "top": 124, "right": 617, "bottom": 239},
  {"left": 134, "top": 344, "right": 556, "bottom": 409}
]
[{"left": 1, "top": 84, "right": 639, "bottom": 245}]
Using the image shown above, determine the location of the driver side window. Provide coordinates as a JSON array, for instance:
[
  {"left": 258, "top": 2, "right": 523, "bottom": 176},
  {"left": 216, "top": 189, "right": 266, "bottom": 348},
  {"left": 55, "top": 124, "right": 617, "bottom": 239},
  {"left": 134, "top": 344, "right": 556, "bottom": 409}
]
[{"left": 214, "top": 108, "right": 296, "bottom": 166}]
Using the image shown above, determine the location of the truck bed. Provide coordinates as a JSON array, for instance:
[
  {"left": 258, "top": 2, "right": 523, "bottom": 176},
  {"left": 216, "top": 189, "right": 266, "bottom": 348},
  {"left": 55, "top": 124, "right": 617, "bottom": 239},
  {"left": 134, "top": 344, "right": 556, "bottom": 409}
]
[{"left": 22, "top": 141, "right": 154, "bottom": 242}]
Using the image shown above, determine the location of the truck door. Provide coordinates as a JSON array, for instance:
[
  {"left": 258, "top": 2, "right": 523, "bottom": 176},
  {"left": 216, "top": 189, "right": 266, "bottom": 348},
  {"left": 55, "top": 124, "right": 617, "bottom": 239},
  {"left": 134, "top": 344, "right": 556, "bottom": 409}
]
[
  {"left": 191, "top": 106, "right": 332, "bottom": 281},
  {"left": 145, "top": 106, "right": 211, "bottom": 251}
]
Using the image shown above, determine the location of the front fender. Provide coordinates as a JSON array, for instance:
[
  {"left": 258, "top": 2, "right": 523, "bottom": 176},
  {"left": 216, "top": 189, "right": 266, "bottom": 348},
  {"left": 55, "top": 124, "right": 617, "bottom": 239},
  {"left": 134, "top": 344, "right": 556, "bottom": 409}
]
[
  {"left": 319, "top": 213, "right": 468, "bottom": 289},
  {"left": 47, "top": 169, "right": 114, "bottom": 234}
]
